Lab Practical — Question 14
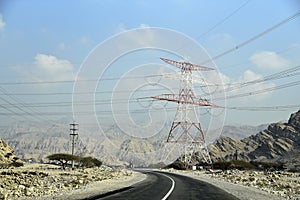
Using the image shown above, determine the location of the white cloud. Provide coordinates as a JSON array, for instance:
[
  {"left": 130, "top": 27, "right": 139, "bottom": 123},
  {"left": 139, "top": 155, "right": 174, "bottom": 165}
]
[
  {"left": 234, "top": 70, "right": 275, "bottom": 101},
  {"left": 206, "top": 70, "right": 275, "bottom": 103},
  {"left": 116, "top": 23, "right": 150, "bottom": 33},
  {"left": 206, "top": 71, "right": 230, "bottom": 86},
  {"left": 32, "top": 54, "right": 75, "bottom": 81},
  {"left": 238, "top": 70, "right": 262, "bottom": 82},
  {"left": 0, "top": 14, "right": 5, "bottom": 31},
  {"left": 140, "top": 23, "right": 150, "bottom": 28},
  {"left": 250, "top": 51, "right": 289, "bottom": 69}
]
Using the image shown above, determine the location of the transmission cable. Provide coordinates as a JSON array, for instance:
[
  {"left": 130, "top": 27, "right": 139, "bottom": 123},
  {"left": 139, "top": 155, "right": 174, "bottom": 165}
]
[{"left": 201, "top": 10, "right": 300, "bottom": 64}]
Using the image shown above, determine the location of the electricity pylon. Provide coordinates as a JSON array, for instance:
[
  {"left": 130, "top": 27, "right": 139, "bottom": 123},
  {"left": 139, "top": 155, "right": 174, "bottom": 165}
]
[{"left": 152, "top": 58, "right": 220, "bottom": 166}]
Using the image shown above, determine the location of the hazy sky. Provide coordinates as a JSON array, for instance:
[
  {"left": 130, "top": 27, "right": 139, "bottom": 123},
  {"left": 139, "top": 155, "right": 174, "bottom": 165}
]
[{"left": 0, "top": 0, "right": 300, "bottom": 131}]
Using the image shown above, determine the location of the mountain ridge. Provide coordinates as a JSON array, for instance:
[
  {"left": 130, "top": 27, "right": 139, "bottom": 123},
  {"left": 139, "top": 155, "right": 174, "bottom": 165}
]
[
  {"left": 0, "top": 112, "right": 297, "bottom": 168},
  {"left": 208, "top": 110, "right": 300, "bottom": 170}
]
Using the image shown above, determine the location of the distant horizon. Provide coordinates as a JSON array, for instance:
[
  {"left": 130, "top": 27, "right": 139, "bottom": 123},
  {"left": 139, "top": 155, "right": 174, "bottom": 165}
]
[{"left": 1, "top": 108, "right": 296, "bottom": 130}]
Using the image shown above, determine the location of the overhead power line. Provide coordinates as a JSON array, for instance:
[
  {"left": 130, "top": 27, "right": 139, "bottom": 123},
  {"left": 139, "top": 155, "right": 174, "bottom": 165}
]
[
  {"left": 1, "top": 10, "right": 299, "bottom": 122},
  {"left": 213, "top": 80, "right": 300, "bottom": 101},
  {"left": 0, "top": 9, "right": 299, "bottom": 87},
  {"left": 0, "top": 103, "right": 299, "bottom": 117},
  {"left": 201, "top": 10, "right": 300, "bottom": 64},
  {"left": 221, "top": 65, "right": 300, "bottom": 93},
  {"left": 0, "top": 74, "right": 163, "bottom": 85},
  {"left": 1, "top": 65, "right": 300, "bottom": 97},
  {"left": 1, "top": 65, "right": 300, "bottom": 112},
  {"left": 226, "top": 104, "right": 300, "bottom": 111},
  {"left": 196, "top": 0, "right": 251, "bottom": 39}
]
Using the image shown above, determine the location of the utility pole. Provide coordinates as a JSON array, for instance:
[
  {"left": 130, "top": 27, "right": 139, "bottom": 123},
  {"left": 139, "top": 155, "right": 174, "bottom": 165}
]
[{"left": 70, "top": 122, "right": 78, "bottom": 169}]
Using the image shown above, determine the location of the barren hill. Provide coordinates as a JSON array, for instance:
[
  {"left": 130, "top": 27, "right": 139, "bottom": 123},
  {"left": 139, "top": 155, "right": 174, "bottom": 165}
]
[
  {"left": 0, "top": 137, "right": 23, "bottom": 167},
  {"left": 209, "top": 110, "right": 300, "bottom": 170},
  {"left": 1, "top": 111, "right": 297, "bottom": 168}
]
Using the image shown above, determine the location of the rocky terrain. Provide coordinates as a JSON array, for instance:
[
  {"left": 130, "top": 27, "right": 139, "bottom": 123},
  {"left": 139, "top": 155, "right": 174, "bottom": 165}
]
[
  {"left": 1, "top": 123, "right": 71, "bottom": 163},
  {"left": 0, "top": 164, "right": 137, "bottom": 200},
  {"left": 0, "top": 119, "right": 265, "bottom": 167},
  {"left": 221, "top": 124, "right": 267, "bottom": 139},
  {"left": 0, "top": 138, "right": 23, "bottom": 167},
  {"left": 0, "top": 109, "right": 298, "bottom": 168},
  {"left": 167, "top": 168, "right": 300, "bottom": 200},
  {"left": 208, "top": 110, "right": 300, "bottom": 171},
  {"left": 0, "top": 138, "right": 142, "bottom": 200},
  {"left": 1, "top": 122, "right": 165, "bottom": 166},
  {"left": 210, "top": 170, "right": 300, "bottom": 199}
]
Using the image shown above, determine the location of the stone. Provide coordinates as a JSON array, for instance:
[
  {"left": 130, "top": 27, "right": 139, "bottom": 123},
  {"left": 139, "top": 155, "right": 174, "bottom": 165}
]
[
  {"left": 0, "top": 163, "right": 133, "bottom": 199},
  {"left": 18, "top": 185, "right": 25, "bottom": 190}
]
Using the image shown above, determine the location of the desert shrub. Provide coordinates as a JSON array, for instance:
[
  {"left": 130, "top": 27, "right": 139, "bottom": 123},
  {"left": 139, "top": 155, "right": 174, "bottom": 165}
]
[
  {"left": 165, "top": 161, "right": 187, "bottom": 170},
  {"left": 213, "top": 161, "right": 231, "bottom": 170},
  {"left": 90, "top": 157, "right": 102, "bottom": 167},
  {"left": 47, "top": 153, "right": 102, "bottom": 169},
  {"left": 250, "top": 161, "right": 284, "bottom": 171},
  {"left": 231, "top": 160, "right": 255, "bottom": 170},
  {"left": 287, "top": 167, "right": 300, "bottom": 173},
  {"left": 213, "top": 160, "right": 255, "bottom": 170},
  {"left": 0, "top": 161, "right": 24, "bottom": 168},
  {"left": 79, "top": 156, "right": 94, "bottom": 168},
  {"left": 78, "top": 156, "right": 102, "bottom": 168},
  {"left": 147, "top": 162, "right": 166, "bottom": 169},
  {"left": 47, "top": 153, "right": 78, "bottom": 169},
  {"left": 11, "top": 161, "right": 24, "bottom": 167}
]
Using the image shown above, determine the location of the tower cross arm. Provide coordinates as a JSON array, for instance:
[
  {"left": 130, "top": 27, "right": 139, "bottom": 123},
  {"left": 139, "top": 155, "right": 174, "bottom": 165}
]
[
  {"left": 151, "top": 94, "right": 222, "bottom": 108},
  {"left": 160, "top": 57, "right": 215, "bottom": 71}
]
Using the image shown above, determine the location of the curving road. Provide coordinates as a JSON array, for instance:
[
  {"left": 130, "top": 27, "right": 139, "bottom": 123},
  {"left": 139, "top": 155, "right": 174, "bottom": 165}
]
[{"left": 87, "top": 170, "right": 239, "bottom": 200}]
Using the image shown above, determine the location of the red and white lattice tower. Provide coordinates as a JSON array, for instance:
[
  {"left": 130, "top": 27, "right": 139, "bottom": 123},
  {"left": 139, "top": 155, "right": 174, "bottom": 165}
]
[{"left": 152, "top": 58, "right": 220, "bottom": 165}]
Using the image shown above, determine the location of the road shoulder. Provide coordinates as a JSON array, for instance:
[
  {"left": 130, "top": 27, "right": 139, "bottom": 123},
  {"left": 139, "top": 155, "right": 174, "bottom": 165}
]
[
  {"left": 19, "top": 170, "right": 147, "bottom": 200},
  {"left": 161, "top": 169, "right": 285, "bottom": 200}
]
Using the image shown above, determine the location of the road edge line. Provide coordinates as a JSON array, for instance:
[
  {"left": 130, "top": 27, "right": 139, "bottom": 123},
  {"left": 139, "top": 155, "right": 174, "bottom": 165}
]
[{"left": 160, "top": 173, "right": 175, "bottom": 200}]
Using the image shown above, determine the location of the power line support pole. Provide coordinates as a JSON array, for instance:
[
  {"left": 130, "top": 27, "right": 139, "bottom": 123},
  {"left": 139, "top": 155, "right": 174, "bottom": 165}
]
[
  {"left": 152, "top": 58, "right": 220, "bottom": 167},
  {"left": 70, "top": 122, "right": 78, "bottom": 169}
]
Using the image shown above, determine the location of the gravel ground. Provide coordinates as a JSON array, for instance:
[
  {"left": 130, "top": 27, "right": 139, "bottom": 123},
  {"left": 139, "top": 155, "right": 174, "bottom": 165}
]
[
  {"left": 0, "top": 164, "right": 146, "bottom": 200},
  {"left": 36, "top": 171, "right": 147, "bottom": 200},
  {"left": 3, "top": 164, "right": 299, "bottom": 200},
  {"left": 163, "top": 169, "right": 300, "bottom": 200}
]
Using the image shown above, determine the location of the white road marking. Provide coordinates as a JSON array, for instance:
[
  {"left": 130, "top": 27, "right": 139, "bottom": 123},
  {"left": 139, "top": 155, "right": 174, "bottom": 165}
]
[{"left": 161, "top": 173, "right": 175, "bottom": 200}]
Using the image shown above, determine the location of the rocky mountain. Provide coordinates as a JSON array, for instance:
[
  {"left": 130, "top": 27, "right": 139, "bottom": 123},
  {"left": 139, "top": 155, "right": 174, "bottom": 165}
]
[
  {"left": 1, "top": 123, "right": 70, "bottom": 163},
  {"left": 0, "top": 137, "right": 23, "bottom": 167},
  {"left": 209, "top": 110, "right": 300, "bottom": 170},
  {"left": 0, "top": 113, "right": 286, "bottom": 168},
  {"left": 220, "top": 124, "right": 267, "bottom": 139},
  {"left": 0, "top": 121, "right": 171, "bottom": 167}
]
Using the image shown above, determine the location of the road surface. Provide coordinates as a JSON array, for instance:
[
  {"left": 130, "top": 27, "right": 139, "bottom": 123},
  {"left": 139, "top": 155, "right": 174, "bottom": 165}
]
[{"left": 86, "top": 170, "right": 239, "bottom": 200}]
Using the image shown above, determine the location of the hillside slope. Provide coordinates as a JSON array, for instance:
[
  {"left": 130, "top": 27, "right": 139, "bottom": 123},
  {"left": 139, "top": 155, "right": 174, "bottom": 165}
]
[
  {"left": 209, "top": 110, "right": 300, "bottom": 170},
  {"left": 0, "top": 137, "right": 23, "bottom": 167}
]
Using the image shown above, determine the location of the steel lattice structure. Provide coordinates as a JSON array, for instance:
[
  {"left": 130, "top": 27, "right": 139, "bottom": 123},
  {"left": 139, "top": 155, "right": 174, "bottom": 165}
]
[{"left": 152, "top": 58, "right": 219, "bottom": 165}]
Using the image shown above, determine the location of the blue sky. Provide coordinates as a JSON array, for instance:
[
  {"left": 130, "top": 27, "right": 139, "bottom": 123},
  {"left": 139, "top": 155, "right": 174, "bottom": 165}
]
[{"left": 0, "top": 0, "right": 300, "bottom": 130}]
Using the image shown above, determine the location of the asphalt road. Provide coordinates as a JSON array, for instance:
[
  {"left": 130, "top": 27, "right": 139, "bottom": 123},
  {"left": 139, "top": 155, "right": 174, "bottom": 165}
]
[{"left": 87, "top": 170, "right": 239, "bottom": 200}]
